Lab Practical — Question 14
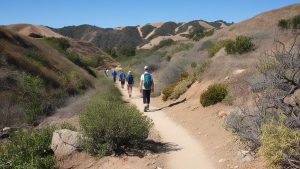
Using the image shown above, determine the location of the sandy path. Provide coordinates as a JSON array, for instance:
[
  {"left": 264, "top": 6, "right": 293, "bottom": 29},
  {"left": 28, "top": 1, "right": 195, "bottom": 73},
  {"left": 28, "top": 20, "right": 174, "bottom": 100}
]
[{"left": 118, "top": 84, "right": 215, "bottom": 169}]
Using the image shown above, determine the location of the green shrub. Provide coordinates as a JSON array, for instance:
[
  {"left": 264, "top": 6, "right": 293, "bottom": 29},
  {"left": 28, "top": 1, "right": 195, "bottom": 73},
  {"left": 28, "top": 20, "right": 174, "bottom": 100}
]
[
  {"left": 118, "top": 44, "right": 136, "bottom": 57},
  {"left": 188, "top": 29, "right": 214, "bottom": 41},
  {"left": 82, "top": 56, "right": 104, "bottom": 68},
  {"left": 24, "top": 50, "right": 50, "bottom": 67},
  {"left": 19, "top": 72, "right": 45, "bottom": 124},
  {"left": 59, "top": 71, "right": 85, "bottom": 95},
  {"left": 208, "top": 40, "right": 231, "bottom": 57},
  {"left": 0, "top": 127, "right": 55, "bottom": 169},
  {"left": 104, "top": 48, "right": 118, "bottom": 58},
  {"left": 259, "top": 118, "right": 300, "bottom": 169},
  {"left": 162, "top": 83, "right": 177, "bottom": 101},
  {"left": 154, "top": 39, "right": 175, "bottom": 49},
  {"left": 200, "top": 83, "right": 228, "bottom": 107},
  {"left": 44, "top": 37, "right": 70, "bottom": 50},
  {"left": 169, "top": 76, "right": 195, "bottom": 100},
  {"left": 172, "top": 43, "right": 194, "bottom": 54},
  {"left": 234, "top": 35, "right": 254, "bottom": 54},
  {"left": 191, "top": 62, "right": 197, "bottom": 68},
  {"left": 278, "top": 19, "right": 289, "bottom": 29},
  {"left": 80, "top": 94, "right": 152, "bottom": 156},
  {"left": 224, "top": 36, "right": 254, "bottom": 55},
  {"left": 224, "top": 39, "right": 236, "bottom": 54},
  {"left": 277, "top": 15, "right": 300, "bottom": 30}
]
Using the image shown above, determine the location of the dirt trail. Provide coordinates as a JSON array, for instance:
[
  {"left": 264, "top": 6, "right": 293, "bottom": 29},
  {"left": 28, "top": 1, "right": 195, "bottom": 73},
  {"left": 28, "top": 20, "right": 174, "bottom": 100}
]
[{"left": 118, "top": 84, "right": 216, "bottom": 169}]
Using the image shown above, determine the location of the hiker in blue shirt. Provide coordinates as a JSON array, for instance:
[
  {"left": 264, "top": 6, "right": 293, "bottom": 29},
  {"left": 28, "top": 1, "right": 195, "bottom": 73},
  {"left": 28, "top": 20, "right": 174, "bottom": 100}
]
[
  {"left": 119, "top": 70, "right": 126, "bottom": 88},
  {"left": 126, "top": 71, "right": 134, "bottom": 98},
  {"left": 112, "top": 69, "right": 117, "bottom": 82},
  {"left": 139, "top": 66, "right": 154, "bottom": 112}
]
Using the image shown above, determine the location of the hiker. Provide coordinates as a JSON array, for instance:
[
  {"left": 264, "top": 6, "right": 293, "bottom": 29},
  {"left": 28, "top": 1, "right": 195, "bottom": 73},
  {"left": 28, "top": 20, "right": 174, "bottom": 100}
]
[
  {"left": 139, "top": 66, "right": 154, "bottom": 112},
  {"left": 104, "top": 68, "right": 109, "bottom": 77},
  {"left": 126, "top": 71, "right": 134, "bottom": 97},
  {"left": 119, "top": 70, "right": 126, "bottom": 88},
  {"left": 111, "top": 69, "right": 117, "bottom": 82}
]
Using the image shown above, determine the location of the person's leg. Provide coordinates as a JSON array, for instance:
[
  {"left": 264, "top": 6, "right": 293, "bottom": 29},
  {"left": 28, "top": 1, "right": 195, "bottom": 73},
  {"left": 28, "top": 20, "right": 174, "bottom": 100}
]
[{"left": 146, "top": 90, "right": 151, "bottom": 110}]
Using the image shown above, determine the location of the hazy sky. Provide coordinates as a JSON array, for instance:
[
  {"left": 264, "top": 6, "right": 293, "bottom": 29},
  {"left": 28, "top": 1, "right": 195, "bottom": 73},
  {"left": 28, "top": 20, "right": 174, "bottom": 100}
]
[{"left": 1, "top": 0, "right": 299, "bottom": 28}]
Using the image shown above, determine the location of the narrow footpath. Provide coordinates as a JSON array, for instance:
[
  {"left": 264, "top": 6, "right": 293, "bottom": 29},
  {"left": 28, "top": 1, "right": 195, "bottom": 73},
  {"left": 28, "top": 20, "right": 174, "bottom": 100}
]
[{"left": 118, "top": 84, "right": 216, "bottom": 169}]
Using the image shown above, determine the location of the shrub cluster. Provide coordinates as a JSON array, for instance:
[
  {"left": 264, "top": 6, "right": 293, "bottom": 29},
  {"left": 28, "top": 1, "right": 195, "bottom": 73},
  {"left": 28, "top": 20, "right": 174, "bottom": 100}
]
[
  {"left": 208, "top": 39, "right": 231, "bottom": 57},
  {"left": 162, "top": 83, "right": 177, "bottom": 101},
  {"left": 188, "top": 29, "right": 214, "bottom": 41},
  {"left": 259, "top": 118, "right": 300, "bottom": 169},
  {"left": 172, "top": 43, "right": 194, "bottom": 54},
  {"left": 154, "top": 39, "right": 175, "bottom": 50},
  {"left": 0, "top": 127, "right": 56, "bottom": 169},
  {"left": 278, "top": 14, "right": 300, "bottom": 29},
  {"left": 19, "top": 72, "right": 46, "bottom": 124},
  {"left": 225, "top": 35, "right": 254, "bottom": 54},
  {"left": 80, "top": 78, "right": 152, "bottom": 156},
  {"left": 169, "top": 76, "right": 195, "bottom": 100},
  {"left": 200, "top": 83, "right": 228, "bottom": 107}
]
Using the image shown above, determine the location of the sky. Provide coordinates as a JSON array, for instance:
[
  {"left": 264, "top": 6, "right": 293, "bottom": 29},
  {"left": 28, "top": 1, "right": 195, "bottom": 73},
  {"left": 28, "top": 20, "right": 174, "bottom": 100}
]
[{"left": 0, "top": 0, "right": 299, "bottom": 28}]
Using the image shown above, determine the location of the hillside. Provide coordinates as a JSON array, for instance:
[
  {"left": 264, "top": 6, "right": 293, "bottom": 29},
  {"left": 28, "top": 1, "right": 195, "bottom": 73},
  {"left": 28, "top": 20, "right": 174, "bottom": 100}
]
[
  {"left": 50, "top": 20, "right": 231, "bottom": 49},
  {"left": 0, "top": 27, "right": 114, "bottom": 128}
]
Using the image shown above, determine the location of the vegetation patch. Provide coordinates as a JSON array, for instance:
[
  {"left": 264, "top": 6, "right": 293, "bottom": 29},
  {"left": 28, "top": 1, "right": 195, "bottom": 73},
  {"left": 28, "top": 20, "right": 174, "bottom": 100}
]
[
  {"left": 278, "top": 14, "right": 300, "bottom": 29},
  {"left": 79, "top": 77, "right": 152, "bottom": 156},
  {"left": 172, "top": 43, "right": 194, "bottom": 54},
  {"left": 188, "top": 29, "right": 214, "bottom": 41},
  {"left": 259, "top": 117, "right": 300, "bottom": 169},
  {"left": 0, "top": 127, "right": 56, "bottom": 169},
  {"left": 208, "top": 39, "right": 231, "bottom": 57},
  {"left": 154, "top": 39, "right": 175, "bottom": 50},
  {"left": 200, "top": 83, "right": 228, "bottom": 107}
]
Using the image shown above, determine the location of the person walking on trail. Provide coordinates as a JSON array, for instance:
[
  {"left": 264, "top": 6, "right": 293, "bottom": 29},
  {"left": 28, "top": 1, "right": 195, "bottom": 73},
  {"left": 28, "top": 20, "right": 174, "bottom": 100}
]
[
  {"left": 139, "top": 66, "right": 154, "bottom": 112},
  {"left": 104, "top": 68, "right": 109, "bottom": 77},
  {"left": 112, "top": 69, "right": 117, "bottom": 82},
  {"left": 126, "top": 71, "right": 134, "bottom": 98},
  {"left": 119, "top": 70, "right": 126, "bottom": 88}
]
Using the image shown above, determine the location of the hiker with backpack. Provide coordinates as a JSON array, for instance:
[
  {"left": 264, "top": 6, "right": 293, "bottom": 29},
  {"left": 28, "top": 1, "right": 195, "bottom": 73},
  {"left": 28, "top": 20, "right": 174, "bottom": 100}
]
[
  {"left": 126, "top": 71, "right": 134, "bottom": 98},
  {"left": 111, "top": 69, "right": 117, "bottom": 82},
  {"left": 119, "top": 70, "right": 126, "bottom": 88},
  {"left": 139, "top": 66, "right": 154, "bottom": 112}
]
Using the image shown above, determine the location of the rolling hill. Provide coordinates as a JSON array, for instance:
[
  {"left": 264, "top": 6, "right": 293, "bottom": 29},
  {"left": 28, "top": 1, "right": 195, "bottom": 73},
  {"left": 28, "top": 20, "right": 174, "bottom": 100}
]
[{"left": 50, "top": 20, "right": 232, "bottom": 49}]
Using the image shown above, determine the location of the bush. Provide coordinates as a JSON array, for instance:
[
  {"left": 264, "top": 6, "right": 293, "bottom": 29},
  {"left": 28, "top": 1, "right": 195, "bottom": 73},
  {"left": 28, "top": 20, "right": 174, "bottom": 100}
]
[
  {"left": 234, "top": 35, "right": 254, "bottom": 54},
  {"left": 59, "top": 71, "right": 85, "bottom": 95},
  {"left": 0, "top": 127, "right": 55, "bottom": 169},
  {"left": 259, "top": 118, "right": 300, "bottom": 168},
  {"left": 162, "top": 83, "right": 176, "bottom": 101},
  {"left": 224, "top": 36, "right": 254, "bottom": 54},
  {"left": 277, "top": 15, "right": 300, "bottom": 30},
  {"left": 154, "top": 39, "right": 175, "bottom": 49},
  {"left": 172, "top": 43, "right": 194, "bottom": 54},
  {"left": 208, "top": 40, "right": 231, "bottom": 57},
  {"left": 191, "top": 62, "right": 197, "bottom": 68},
  {"left": 80, "top": 93, "right": 152, "bottom": 156},
  {"left": 19, "top": 72, "right": 45, "bottom": 124},
  {"left": 44, "top": 37, "right": 70, "bottom": 51},
  {"left": 104, "top": 48, "right": 118, "bottom": 58},
  {"left": 169, "top": 76, "right": 195, "bottom": 100},
  {"left": 224, "top": 39, "right": 236, "bottom": 54},
  {"left": 118, "top": 44, "right": 136, "bottom": 57},
  {"left": 200, "top": 83, "right": 228, "bottom": 107},
  {"left": 24, "top": 50, "right": 50, "bottom": 67}
]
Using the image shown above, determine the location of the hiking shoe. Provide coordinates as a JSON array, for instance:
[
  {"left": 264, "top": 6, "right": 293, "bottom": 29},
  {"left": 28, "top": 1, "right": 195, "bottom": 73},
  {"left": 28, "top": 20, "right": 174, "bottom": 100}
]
[
  {"left": 144, "top": 105, "right": 147, "bottom": 112},
  {"left": 146, "top": 104, "right": 149, "bottom": 110},
  {"left": 129, "top": 94, "right": 131, "bottom": 98}
]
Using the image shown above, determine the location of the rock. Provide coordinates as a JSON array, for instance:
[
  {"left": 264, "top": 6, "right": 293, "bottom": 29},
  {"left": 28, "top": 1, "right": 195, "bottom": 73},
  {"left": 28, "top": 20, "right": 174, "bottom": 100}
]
[
  {"left": 242, "top": 154, "right": 254, "bottom": 162},
  {"left": 218, "top": 158, "right": 226, "bottom": 163},
  {"left": 218, "top": 111, "right": 229, "bottom": 118},
  {"left": 225, "top": 76, "right": 230, "bottom": 80},
  {"left": 50, "top": 129, "right": 81, "bottom": 159}
]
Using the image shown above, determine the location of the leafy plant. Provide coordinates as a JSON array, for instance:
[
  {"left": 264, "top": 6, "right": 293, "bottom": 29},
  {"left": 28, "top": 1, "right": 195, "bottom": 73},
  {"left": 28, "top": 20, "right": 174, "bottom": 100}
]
[
  {"left": 200, "top": 83, "right": 228, "bottom": 107},
  {"left": 154, "top": 39, "right": 175, "bottom": 50},
  {"left": 0, "top": 127, "right": 56, "bottom": 169},
  {"left": 208, "top": 39, "right": 231, "bottom": 57},
  {"left": 259, "top": 117, "right": 300, "bottom": 168}
]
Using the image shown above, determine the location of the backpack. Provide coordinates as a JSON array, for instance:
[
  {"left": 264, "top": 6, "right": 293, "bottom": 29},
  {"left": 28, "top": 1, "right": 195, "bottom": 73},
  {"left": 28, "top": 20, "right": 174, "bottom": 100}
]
[
  {"left": 127, "top": 74, "right": 134, "bottom": 84},
  {"left": 143, "top": 72, "right": 152, "bottom": 89}
]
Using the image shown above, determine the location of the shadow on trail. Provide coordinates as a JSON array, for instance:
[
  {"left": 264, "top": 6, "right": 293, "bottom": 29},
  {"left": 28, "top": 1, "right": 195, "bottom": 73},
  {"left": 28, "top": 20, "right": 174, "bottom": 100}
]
[
  {"left": 146, "top": 98, "right": 187, "bottom": 112},
  {"left": 122, "top": 140, "right": 182, "bottom": 158}
]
